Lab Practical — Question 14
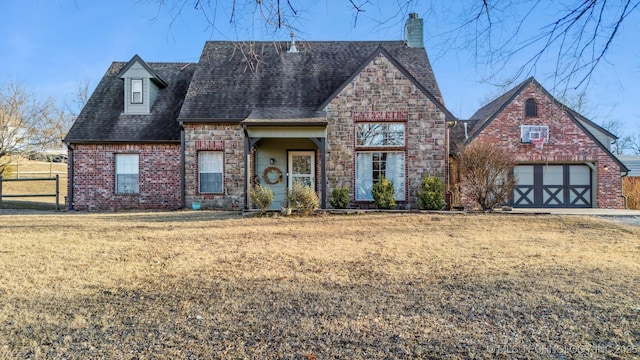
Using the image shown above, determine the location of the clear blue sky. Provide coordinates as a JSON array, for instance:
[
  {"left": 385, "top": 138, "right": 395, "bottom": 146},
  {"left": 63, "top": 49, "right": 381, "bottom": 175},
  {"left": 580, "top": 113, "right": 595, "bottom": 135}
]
[{"left": 1, "top": 1, "right": 638, "bottom": 135}]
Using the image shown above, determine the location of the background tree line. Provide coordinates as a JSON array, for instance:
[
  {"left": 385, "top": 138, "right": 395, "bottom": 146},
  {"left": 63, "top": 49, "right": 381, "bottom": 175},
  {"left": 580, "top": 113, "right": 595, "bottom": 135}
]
[{"left": 0, "top": 81, "right": 88, "bottom": 175}]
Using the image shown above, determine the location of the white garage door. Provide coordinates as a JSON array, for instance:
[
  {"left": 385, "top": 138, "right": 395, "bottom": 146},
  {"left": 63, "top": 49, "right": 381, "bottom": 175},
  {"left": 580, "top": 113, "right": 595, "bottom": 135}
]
[{"left": 513, "top": 164, "right": 592, "bottom": 208}]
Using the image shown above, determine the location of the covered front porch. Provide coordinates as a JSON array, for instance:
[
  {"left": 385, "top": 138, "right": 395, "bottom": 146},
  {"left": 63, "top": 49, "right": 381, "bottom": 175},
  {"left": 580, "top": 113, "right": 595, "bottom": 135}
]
[{"left": 242, "top": 117, "right": 327, "bottom": 210}]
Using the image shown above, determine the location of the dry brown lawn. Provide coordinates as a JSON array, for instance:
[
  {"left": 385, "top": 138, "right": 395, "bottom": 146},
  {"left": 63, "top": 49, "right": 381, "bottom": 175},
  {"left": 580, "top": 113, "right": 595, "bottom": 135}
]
[{"left": 0, "top": 212, "right": 639, "bottom": 359}]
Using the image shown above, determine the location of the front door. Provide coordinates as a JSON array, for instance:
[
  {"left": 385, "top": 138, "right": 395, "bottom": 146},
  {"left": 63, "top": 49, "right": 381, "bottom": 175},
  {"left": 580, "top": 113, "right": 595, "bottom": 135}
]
[{"left": 288, "top": 151, "right": 315, "bottom": 190}]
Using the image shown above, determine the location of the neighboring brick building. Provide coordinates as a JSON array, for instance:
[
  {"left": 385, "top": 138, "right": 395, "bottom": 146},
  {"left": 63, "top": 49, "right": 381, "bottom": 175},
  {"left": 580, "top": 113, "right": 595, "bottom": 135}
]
[
  {"left": 451, "top": 78, "right": 628, "bottom": 209},
  {"left": 64, "top": 14, "right": 455, "bottom": 211}
]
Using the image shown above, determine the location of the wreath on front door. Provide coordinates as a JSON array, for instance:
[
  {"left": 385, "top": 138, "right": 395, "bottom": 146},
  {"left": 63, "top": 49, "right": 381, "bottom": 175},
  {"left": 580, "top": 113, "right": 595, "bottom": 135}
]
[{"left": 262, "top": 166, "right": 283, "bottom": 184}]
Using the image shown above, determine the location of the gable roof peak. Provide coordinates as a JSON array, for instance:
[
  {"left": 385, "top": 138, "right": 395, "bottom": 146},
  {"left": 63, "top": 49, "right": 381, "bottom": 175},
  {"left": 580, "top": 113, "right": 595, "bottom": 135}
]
[
  {"left": 119, "top": 54, "right": 168, "bottom": 88},
  {"left": 458, "top": 76, "right": 627, "bottom": 171},
  {"left": 463, "top": 77, "right": 554, "bottom": 142},
  {"left": 180, "top": 40, "right": 449, "bottom": 121}
]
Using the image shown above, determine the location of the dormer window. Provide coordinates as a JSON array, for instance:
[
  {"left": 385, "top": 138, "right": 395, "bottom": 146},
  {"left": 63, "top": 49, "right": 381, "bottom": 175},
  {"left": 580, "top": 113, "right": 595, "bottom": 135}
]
[
  {"left": 525, "top": 98, "right": 537, "bottom": 117},
  {"left": 119, "top": 55, "right": 167, "bottom": 114},
  {"left": 131, "top": 79, "right": 143, "bottom": 104}
]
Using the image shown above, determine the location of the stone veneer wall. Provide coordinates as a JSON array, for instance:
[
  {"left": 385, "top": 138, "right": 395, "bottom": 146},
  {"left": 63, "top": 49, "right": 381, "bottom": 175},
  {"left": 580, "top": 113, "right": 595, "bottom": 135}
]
[
  {"left": 183, "top": 123, "right": 244, "bottom": 209},
  {"left": 324, "top": 53, "right": 448, "bottom": 209},
  {"left": 468, "top": 82, "right": 624, "bottom": 209},
  {"left": 69, "top": 143, "right": 181, "bottom": 211}
]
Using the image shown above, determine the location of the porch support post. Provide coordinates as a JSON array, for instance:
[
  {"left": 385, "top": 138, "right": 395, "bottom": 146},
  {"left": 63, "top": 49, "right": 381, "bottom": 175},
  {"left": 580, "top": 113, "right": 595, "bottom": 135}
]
[
  {"left": 311, "top": 137, "right": 327, "bottom": 209},
  {"left": 243, "top": 126, "right": 263, "bottom": 210}
]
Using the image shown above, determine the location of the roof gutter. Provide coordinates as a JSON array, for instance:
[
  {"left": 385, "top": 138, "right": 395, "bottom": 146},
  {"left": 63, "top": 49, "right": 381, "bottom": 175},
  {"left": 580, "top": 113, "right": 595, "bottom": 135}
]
[
  {"left": 62, "top": 140, "right": 181, "bottom": 144},
  {"left": 177, "top": 117, "right": 245, "bottom": 123},
  {"left": 240, "top": 120, "right": 329, "bottom": 127}
]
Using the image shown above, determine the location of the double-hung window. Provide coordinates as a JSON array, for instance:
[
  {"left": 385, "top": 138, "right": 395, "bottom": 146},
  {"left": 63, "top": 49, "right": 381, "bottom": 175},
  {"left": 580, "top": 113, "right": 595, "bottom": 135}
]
[
  {"left": 131, "top": 79, "right": 143, "bottom": 104},
  {"left": 199, "top": 151, "right": 223, "bottom": 193},
  {"left": 115, "top": 154, "right": 139, "bottom": 194},
  {"left": 355, "top": 122, "right": 406, "bottom": 201}
]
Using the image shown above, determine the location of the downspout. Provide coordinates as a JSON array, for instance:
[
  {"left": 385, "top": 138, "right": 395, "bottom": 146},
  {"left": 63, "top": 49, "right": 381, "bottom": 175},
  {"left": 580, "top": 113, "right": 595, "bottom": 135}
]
[
  {"left": 446, "top": 122, "right": 453, "bottom": 209},
  {"left": 611, "top": 138, "right": 629, "bottom": 208},
  {"left": 243, "top": 124, "right": 249, "bottom": 210},
  {"left": 66, "top": 143, "right": 74, "bottom": 211},
  {"left": 180, "top": 122, "right": 186, "bottom": 209},
  {"left": 621, "top": 167, "right": 629, "bottom": 209}
]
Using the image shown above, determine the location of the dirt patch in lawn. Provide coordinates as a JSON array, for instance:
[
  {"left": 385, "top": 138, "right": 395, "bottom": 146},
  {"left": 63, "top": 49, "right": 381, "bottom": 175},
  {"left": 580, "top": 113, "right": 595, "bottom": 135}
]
[{"left": 1, "top": 212, "right": 639, "bottom": 359}]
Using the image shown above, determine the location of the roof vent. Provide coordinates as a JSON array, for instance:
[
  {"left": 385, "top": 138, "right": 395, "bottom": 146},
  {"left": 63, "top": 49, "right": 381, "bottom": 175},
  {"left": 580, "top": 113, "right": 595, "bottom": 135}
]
[{"left": 288, "top": 32, "right": 299, "bottom": 53}]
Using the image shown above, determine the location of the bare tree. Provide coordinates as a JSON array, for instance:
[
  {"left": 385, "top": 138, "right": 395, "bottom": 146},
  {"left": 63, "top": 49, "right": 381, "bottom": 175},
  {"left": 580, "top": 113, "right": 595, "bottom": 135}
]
[
  {"left": 0, "top": 83, "right": 72, "bottom": 175},
  {"left": 147, "top": 0, "right": 385, "bottom": 34},
  {"left": 451, "top": 1, "right": 640, "bottom": 93},
  {"left": 624, "top": 131, "right": 640, "bottom": 155},
  {"left": 598, "top": 117, "right": 629, "bottom": 155},
  {"left": 459, "top": 141, "right": 517, "bottom": 211},
  {"left": 148, "top": 1, "right": 639, "bottom": 94},
  {"left": 560, "top": 89, "right": 591, "bottom": 117},
  {"left": 67, "top": 79, "right": 91, "bottom": 118},
  {"left": 596, "top": 112, "right": 640, "bottom": 155}
]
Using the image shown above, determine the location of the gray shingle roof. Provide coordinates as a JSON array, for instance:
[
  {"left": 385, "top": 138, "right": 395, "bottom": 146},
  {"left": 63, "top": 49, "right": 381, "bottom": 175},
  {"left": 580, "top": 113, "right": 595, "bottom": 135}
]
[
  {"left": 178, "top": 41, "right": 447, "bottom": 122},
  {"left": 463, "top": 77, "right": 534, "bottom": 142},
  {"left": 245, "top": 107, "right": 326, "bottom": 120},
  {"left": 66, "top": 41, "right": 451, "bottom": 142},
  {"left": 64, "top": 59, "right": 195, "bottom": 143},
  {"left": 450, "top": 119, "right": 479, "bottom": 154}
]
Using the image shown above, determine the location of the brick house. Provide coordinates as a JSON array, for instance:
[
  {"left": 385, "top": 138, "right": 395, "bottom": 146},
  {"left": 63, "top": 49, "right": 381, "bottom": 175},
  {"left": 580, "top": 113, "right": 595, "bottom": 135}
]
[
  {"left": 64, "top": 14, "right": 455, "bottom": 211},
  {"left": 451, "top": 77, "right": 628, "bottom": 209}
]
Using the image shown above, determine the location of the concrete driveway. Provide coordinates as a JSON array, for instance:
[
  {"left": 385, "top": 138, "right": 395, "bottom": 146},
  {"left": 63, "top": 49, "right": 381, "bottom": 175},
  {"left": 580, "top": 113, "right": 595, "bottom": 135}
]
[
  {"left": 503, "top": 207, "right": 640, "bottom": 227},
  {"left": 508, "top": 208, "right": 640, "bottom": 216}
]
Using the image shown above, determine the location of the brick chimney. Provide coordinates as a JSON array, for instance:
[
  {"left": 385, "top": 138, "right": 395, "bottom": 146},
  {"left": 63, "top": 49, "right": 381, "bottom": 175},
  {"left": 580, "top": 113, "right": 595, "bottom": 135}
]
[{"left": 405, "top": 13, "right": 424, "bottom": 48}]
